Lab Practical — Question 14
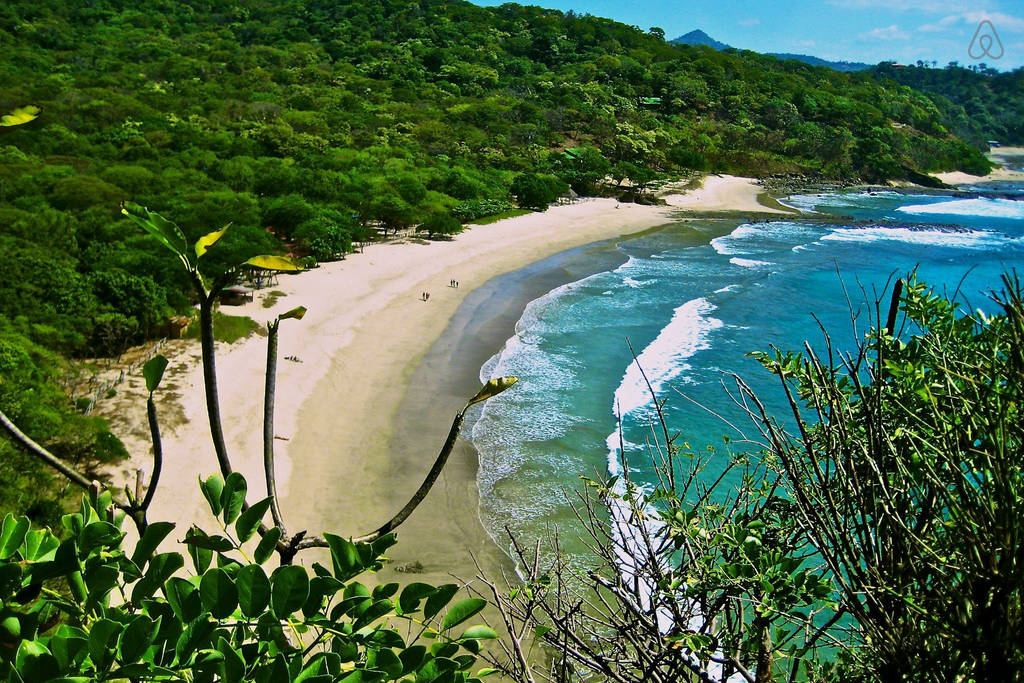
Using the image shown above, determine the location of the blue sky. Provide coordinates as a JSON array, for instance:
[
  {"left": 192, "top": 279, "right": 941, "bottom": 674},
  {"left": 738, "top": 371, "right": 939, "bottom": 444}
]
[{"left": 470, "top": 0, "right": 1024, "bottom": 69}]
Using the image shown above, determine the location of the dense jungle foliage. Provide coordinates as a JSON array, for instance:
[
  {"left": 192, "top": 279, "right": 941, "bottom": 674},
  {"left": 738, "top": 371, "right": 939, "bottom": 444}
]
[
  {"left": 0, "top": 0, "right": 1005, "bottom": 521},
  {"left": 872, "top": 62, "right": 1024, "bottom": 147}
]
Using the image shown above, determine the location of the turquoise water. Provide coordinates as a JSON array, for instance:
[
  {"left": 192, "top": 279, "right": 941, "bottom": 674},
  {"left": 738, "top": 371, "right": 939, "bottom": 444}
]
[{"left": 472, "top": 185, "right": 1024, "bottom": 563}]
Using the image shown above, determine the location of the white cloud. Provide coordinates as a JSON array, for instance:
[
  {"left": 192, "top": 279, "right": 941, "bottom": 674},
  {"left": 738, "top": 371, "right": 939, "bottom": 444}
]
[
  {"left": 739, "top": 17, "right": 761, "bottom": 26},
  {"left": 919, "top": 11, "right": 1024, "bottom": 35},
  {"left": 864, "top": 24, "right": 911, "bottom": 40}
]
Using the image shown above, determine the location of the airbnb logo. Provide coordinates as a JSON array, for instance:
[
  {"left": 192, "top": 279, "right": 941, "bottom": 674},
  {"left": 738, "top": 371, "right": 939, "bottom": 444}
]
[{"left": 968, "top": 20, "right": 1004, "bottom": 60}]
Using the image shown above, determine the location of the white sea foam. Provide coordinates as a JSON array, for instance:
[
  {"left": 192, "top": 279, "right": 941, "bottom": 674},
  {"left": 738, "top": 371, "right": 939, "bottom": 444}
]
[
  {"left": 613, "top": 298, "right": 723, "bottom": 416},
  {"left": 730, "top": 257, "right": 772, "bottom": 268},
  {"left": 897, "top": 197, "right": 1024, "bottom": 219},
  {"left": 821, "top": 226, "right": 1014, "bottom": 249},
  {"left": 710, "top": 223, "right": 760, "bottom": 255},
  {"left": 602, "top": 297, "right": 736, "bottom": 679},
  {"left": 714, "top": 284, "right": 741, "bottom": 293}
]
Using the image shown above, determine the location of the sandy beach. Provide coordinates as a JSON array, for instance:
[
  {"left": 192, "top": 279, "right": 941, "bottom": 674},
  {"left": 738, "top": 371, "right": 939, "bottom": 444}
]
[
  {"left": 100, "top": 176, "right": 779, "bottom": 582},
  {"left": 934, "top": 146, "right": 1024, "bottom": 185}
]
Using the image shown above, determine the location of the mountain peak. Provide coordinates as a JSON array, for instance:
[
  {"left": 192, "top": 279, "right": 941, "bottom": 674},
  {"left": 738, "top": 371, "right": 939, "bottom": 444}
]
[{"left": 670, "top": 29, "right": 733, "bottom": 51}]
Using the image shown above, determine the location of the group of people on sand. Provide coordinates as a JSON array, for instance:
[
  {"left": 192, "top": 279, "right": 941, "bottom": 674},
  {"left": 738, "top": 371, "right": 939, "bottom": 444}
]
[{"left": 422, "top": 278, "right": 461, "bottom": 301}]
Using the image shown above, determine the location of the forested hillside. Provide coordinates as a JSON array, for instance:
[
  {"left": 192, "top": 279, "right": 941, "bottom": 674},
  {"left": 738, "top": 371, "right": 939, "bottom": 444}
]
[
  {"left": 0, "top": 0, "right": 999, "bottom": 519},
  {"left": 872, "top": 62, "right": 1024, "bottom": 147}
]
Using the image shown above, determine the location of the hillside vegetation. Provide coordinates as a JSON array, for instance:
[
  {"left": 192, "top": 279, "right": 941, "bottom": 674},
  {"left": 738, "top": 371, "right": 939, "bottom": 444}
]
[
  {"left": 872, "top": 62, "right": 1024, "bottom": 147},
  {"left": 0, "top": 0, "right": 1001, "bottom": 520}
]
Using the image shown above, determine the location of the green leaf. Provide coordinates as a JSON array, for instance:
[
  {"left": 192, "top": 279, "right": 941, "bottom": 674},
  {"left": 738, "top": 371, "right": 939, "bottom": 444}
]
[
  {"left": 441, "top": 598, "right": 486, "bottom": 631},
  {"left": 244, "top": 255, "right": 303, "bottom": 272},
  {"left": 237, "top": 565, "right": 271, "bottom": 618},
  {"left": 459, "top": 625, "right": 498, "bottom": 641},
  {"left": 324, "top": 533, "right": 362, "bottom": 580},
  {"left": 183, "top": 527, "right": 235, "bottom": 552},
  {"left": 117, "top": 615, "right": 158, "bottom": 664},
  {"left": 0, "top": 514, "right": 29, "bottom": 559},
  {"left": 21, "top": 528, "right": 58, "bottom": 562},
  {"left": 235, "top": 497, "right": 272, "bottom": 543},
  {"left": 424, "top": 584, "right": 460, "bottom": 621},
  {"left": 143, "top": 355, "right": 169, "bottom": 394},
  {"left": 88, "top": 619, "right": 122, "bottom": 672},
  {"left": 195, "top": 224, "right": 231, "bottom": 258},
  {"left": 200, "top": 567, "right": 238, "bottom": 619},
  {"left": 164, "top": 576, "right": 202, "bottom": 623},
  {"left": 199, "top": 474, "right": 224, "bottom": 516},
  {"left": 466, "top": 377, "right": 518, "bottom": 407},
  {"left": 254, "top": 526, "right": 281, "bottom": 564},
  {"left": 217, "top": 636, "right": 246, "bottom": 683},
  {"left": 0, "top": 105, "right": 40, "bottom": 127},
  {"left": 271, "top": 564, "right": 309, "bottom": 618},
  {"left": 121, "top": 202, "right": 189, "bottom": 262},
  {"left": 374, "top": 648, "right": 403, "bottom": 678},
  {"left": 131, "top": 521, "right": 175, "bottom": 567},
  {"left": 398, "top": 582, "right": 437, "bottom": 614},
  {"left": 220, "top": 472, "right": 247, "bottom": 525},
  {"left": 278, "top": 305, "right": 307, "bottom": 321}
]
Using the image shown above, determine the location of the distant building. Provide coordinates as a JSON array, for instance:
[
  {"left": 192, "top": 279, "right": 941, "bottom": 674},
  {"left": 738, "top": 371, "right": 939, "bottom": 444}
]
[{"left": 988, "top": 140, "right": 1001, "bottom": 148}]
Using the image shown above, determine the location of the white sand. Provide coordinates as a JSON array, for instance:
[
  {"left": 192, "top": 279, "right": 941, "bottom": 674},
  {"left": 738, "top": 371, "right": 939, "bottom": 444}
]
[
  {"left": 934, "top": 147, "right": 1024, "bottom": 185},
  {"left": 100, "top": 177, "right": 779, "bottom": 573},
  {"left": 660, "top": 175, "right": 792, "bottom": 213}
]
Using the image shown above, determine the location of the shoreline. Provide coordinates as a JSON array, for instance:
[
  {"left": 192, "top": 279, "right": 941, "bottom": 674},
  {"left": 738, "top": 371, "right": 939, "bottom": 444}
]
[{"left": 96, "top": 176, "right": 786, "bottom": 579}]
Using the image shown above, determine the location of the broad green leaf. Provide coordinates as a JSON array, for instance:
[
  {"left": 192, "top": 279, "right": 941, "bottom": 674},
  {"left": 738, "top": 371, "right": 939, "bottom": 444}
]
[
  {"left": 424, "top": 583, "right": 460, "bottom": 621},
  {"left": 143, "top": 355, "right": 169, "bottom": 394},
  {"left": 459, "top": 625, "right": 498, "bottom": 641},
  {"left": 373, "top": 649, "right": 403, "bottom": 678},
  {"left": 199, "top": 474, "right": 224, "bottom": 516},
  {"left": 88, "top": 619, "right": 122, "bottom": 671},
  {"left": 117, "top": 615, "right": 158, "bottom": 664},
  {"left": 398, "top": 645, "right": 427, "bottom": 675},
  {"left": 278, "top": 305, "right": 307, "bottom": 321},
  {"left": 121, "top": 202, "right": 189, "bottom": 261},
  {"left": 21, "top": 528, "right": 59, "bottom": 562},
  {"left": 15, "top": 639, "right": 58, "bottom": 681},
  {"left": 270, "top": 565, "right": 309, "bottom": 618},
  {"left": 253, "top": 526, "right": 281, "bottom": 564},
  {"left": 236, "top": 565, "right": 271, "bottom": 618},
  {"left": 466, "top": 377, "right": 518, "bottom": 407},
  {"left": 324, "top": 533, "right": 362, "bottom": 580},
  {"left": 398, "top": 582, "right": 437, "bottom": 614},
  {"left": 0, "top": 514, "right": 29, "bottom": 559},
  {"left": 235, "top": 496, "right": 272, "bottom": 543},
  {"left": 0, "top": 105, "right": 40, "bottom": 127},
  {"left": 244, "top": 255, "right": 303, "bottom": 271},
  {"left": 200, "top": 567, "right": 238, "bottom": 619},
  {"left": 220, "top": 472, "right": 247, "bottom": 525},
  {"left": 164, "top": 576, "right": 202, "bottom": 623},
  {"left": 131, "top": 521, "right": 175, "bottom": 567},
  {"left": 184, "top": 527, "right": 234, "bottom": 552},
  {"left": 441, "top": 598, "right": 486, "bottom": 631},
  {"left": 188, "top": 542, "right": 213, "bottom": 574},
  {"left": 195, "top": 223, "right": 231, "bottom": 258},
  {"left": 218, "top": 636, "right": 246, "bottom": 683}
]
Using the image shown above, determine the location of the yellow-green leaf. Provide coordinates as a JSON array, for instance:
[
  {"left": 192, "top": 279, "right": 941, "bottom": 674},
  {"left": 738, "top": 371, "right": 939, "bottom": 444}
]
[
  {"left": 0, "top": 105, "right": 40, "bottom": 127},
  {"left": 195, "top": 223, "right": 231, "bottom": 258},
  {"left": 278, "top": 306, "right": 306, "bottom": 321},
  {"left": 466, "top": 377, "right": 518, "bottom": 407},
  {"left": 244, "top": 255, "right": 303, "bottom": 272},
  {"left": 121, "top": 202, "right": 189, "bottom": 261}
]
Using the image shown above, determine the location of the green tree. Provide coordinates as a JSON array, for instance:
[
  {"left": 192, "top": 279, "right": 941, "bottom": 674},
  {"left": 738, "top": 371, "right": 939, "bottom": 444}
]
[
  {"left": 509, "top": 172, "right": 568, "bottom": 210},
  {"left": 417, "top": 210, "right": 463, "bottom": 239}
]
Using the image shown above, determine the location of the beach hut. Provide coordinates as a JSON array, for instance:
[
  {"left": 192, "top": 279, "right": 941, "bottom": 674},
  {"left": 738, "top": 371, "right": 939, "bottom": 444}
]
[{"left": 221, "top": 285, "right": 254, "bottom": 306}]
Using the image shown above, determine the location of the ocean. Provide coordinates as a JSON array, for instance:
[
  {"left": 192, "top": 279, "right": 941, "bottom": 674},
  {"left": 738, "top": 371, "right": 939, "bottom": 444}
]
[{"left": 471, "top": 174, "right": 1024, "bottom": 566}]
